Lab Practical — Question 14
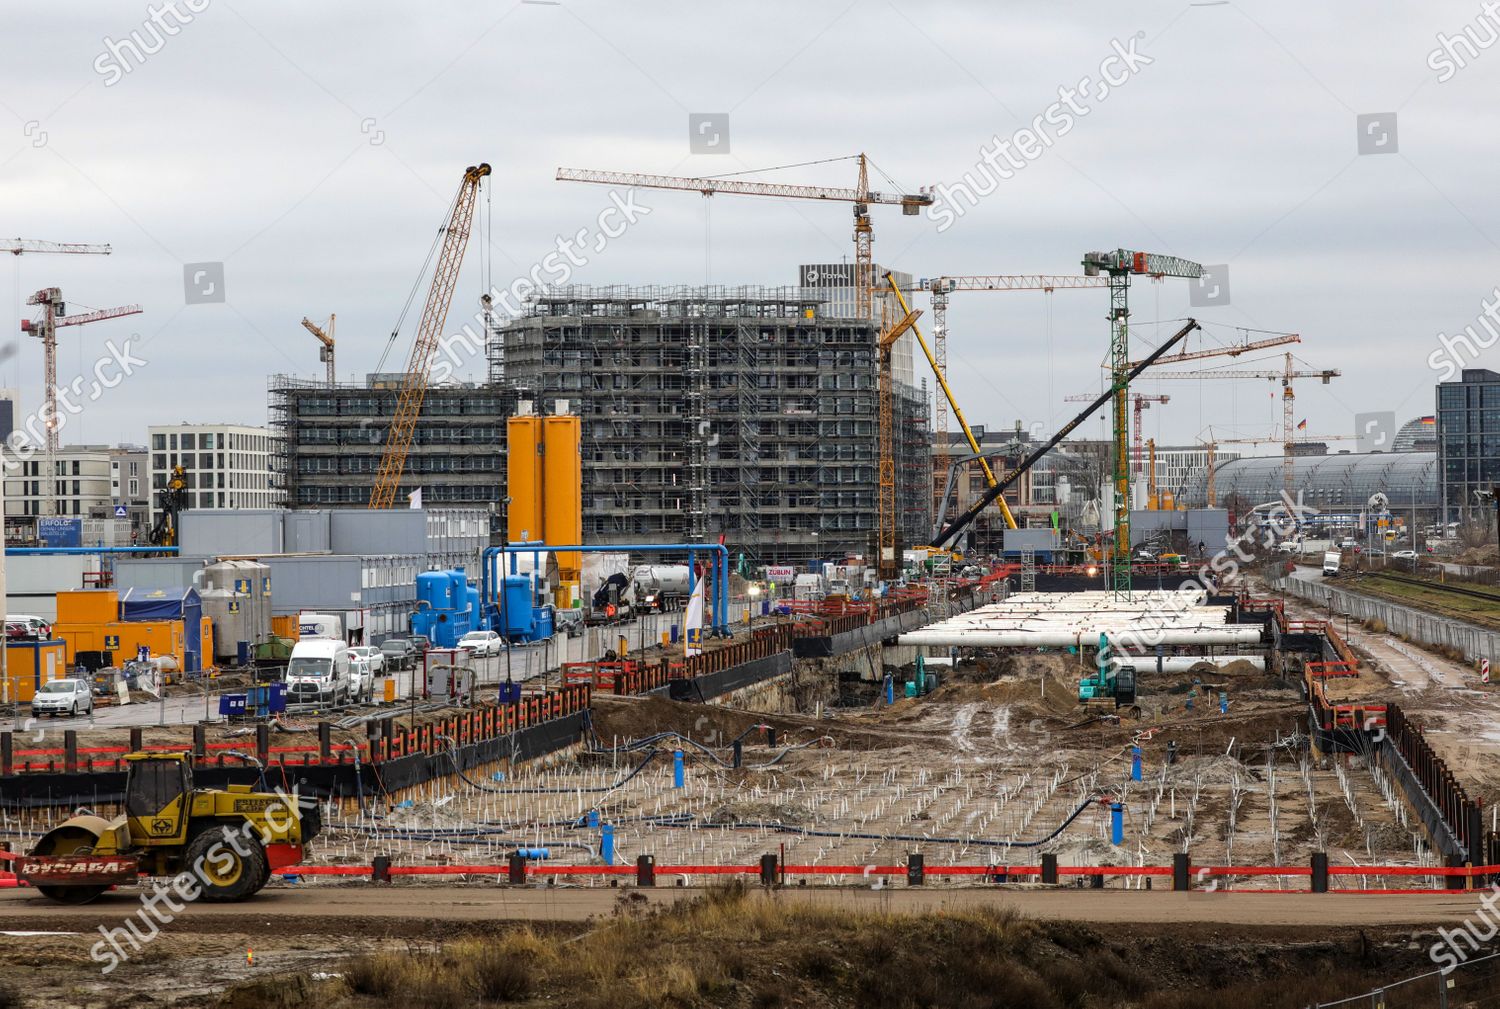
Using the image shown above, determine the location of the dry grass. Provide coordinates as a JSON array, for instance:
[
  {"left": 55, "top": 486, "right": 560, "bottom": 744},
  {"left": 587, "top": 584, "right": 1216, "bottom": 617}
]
[
  {"left": 341, "top": 951, "right": 406, "bottom": 999},
  {"left": 332, "top": 883, "right": 1500, "bottom": 1009}
]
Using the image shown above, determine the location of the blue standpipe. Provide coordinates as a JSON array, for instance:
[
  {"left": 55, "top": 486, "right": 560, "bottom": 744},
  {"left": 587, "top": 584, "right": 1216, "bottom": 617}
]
[
  {"left": 1130, "top": 746, "right": 1142, "bottom": 782},
  {"left": 600, "top": 824, "right": 615, "bottom": 866},
  {"left": 1110, "top": 802, "right": 1123, "bottom": 846},
  {"left": 884, "top": 675, "right": 894, "bottom": 705},
  {"left": 673, "top": 750, "right": 685, "bottom": 788},
  {"left": 586, "top": 809, "right": 600, "bottom": 828}
]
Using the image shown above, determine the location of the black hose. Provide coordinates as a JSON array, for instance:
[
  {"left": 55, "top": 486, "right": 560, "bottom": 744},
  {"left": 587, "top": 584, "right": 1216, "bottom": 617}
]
[{"left": 620, "top": 793, "right": 1101, "bottom": 849}]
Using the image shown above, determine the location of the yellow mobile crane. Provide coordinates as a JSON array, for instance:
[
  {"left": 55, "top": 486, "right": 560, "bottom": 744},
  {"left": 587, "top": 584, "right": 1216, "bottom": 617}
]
[{"left": 885, "top": 274, "right": 1019, "bottom": 531}]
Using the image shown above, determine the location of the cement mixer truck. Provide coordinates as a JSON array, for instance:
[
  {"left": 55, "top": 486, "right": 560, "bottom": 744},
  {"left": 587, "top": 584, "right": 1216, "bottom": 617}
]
[{"left": 629, "top": 564, "right": 693, "bottom": 612}]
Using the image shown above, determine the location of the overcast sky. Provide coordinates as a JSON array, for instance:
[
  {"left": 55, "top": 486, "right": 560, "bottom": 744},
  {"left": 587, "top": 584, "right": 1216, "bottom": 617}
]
[{"left": 3, "top": 1, "right": 1497, "bottom": 455}]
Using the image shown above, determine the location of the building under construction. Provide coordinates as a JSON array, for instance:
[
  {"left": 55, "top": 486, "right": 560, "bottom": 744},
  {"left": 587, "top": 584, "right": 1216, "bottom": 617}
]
[
  {"left": 494, "top": 285, "right": 931, "bottom": 564},
  {"left": 269, "top": 375, "right": 515, "bottom": 510}
]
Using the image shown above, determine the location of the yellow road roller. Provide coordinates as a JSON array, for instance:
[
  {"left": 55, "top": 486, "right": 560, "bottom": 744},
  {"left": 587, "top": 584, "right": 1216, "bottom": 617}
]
[{"left": 5, "top": 751, "right": 319, "bottom": 904}]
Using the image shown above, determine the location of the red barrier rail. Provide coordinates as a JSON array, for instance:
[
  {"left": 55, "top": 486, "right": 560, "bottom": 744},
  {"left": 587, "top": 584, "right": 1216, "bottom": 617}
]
[{"left": 267, "top": 861, "right": 1498, "bottom": 880}]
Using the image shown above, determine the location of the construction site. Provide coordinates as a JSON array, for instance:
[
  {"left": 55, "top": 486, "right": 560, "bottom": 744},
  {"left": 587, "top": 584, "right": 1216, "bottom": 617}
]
[{"left": 4, "top": 19, "right": 1500, "bottom": 1004}]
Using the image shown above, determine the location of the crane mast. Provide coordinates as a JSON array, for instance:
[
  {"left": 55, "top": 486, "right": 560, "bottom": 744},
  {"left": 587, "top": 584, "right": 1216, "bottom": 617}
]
[
  {"left": 874, "top": 296, "right": 922, "bottom": 579},
  {"left": 369, "top": 163, "right": 490, "bottom": 509},
  {"left": 1081, "top": 249, "right": 1203, "bottom": 597}
]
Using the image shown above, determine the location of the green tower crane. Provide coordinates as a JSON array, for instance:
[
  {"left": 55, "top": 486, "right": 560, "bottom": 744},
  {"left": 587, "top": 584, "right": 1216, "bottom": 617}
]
[{"left": 1081, "top": 250, "right": 1204, "bottom": 597}]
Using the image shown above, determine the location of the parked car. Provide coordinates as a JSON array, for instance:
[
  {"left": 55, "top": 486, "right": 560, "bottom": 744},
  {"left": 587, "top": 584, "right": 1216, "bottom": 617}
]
[
  {"left": 347, "top": 645, "right": 384, "bottom": 676},
  {"left": 379, "top": 638, "right": 417, "bottom": 671},
  {"left": 1391, "top": 549, "right": 1418, "bottom": 560},
  {"left": 409, "top": 634, "right": 431, "bottom": 653},
  {"left": 345, "top": 651, "right": 375, "bottom": 703},
  {"left": 457, "top": 630, "right": 503, "bottom": 657},
  {"left": 30, "top": 678, "right": 94, "bottom": 718},
  {"left": 6, "top": 614, "right": 50, "bottom": 640},
  {"left": 554, "top": 608, "right": 585, "bottom": 639}
]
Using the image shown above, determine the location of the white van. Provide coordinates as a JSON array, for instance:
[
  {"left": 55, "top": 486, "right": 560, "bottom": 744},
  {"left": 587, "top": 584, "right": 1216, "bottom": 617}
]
[
  {"left": 285, "top": 638, "right": 352, "bottom": 707},
  {"left": 298, "top": 612, "right": 344, "bottom": 641}
]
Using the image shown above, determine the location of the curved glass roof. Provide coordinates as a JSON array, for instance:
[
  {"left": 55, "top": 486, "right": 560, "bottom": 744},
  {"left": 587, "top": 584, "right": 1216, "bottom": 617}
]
[{"left": 1185, "top": 452, "right": 1437, "bottom": 510}]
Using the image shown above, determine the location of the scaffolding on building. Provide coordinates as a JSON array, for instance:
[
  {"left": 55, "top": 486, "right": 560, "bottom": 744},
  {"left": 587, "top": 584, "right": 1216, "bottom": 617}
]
[
  {"left": 493, "top": 285, "right": 931, "bottom": 564},
  {"left": 269, "top": 374, "right": 514, "bottom": 509}
]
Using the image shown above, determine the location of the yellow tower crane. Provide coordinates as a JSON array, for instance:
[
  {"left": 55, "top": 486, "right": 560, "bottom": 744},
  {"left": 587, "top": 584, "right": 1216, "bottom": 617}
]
[
  {"left": 556, "top": 156, "right": 931, "bottom": 319},
  {"left": 300, "top": 314, "right": 335, "bottom": 387},
  {"left": 1150, "top": 353, "right": 1339, "bottom": 498},
  {"left": 370, "top": 163, "right": 490, "bottom": 510},
  {"left": 915, "top": 274, "right": 1110, "bottom": 496}
]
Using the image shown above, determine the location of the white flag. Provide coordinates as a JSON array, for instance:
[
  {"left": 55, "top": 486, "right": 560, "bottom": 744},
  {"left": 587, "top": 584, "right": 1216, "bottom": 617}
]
[
  {"left": 684, "top": 570, "right": 707, "bottom": 657},
  {"left": 408, "top": 487, "right": 422, "bottom": 510}
]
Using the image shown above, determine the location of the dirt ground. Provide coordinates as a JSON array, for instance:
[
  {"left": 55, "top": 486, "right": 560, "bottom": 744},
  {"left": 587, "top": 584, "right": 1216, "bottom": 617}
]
[
  {"left": 5, "top": 586, "right": 1496, "bottom": 1007},
  {"left": 1271, "top": 576, "right": 1500, "bottom": 797}
]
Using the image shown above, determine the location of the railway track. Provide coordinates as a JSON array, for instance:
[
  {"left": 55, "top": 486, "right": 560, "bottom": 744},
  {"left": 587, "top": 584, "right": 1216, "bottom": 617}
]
[{"left": 1363, "top": 570, "right": 1500, "bottom": 605}]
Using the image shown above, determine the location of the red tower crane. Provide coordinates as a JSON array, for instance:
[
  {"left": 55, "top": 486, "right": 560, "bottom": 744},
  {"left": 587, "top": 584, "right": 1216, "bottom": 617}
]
[{"left": 22, "top": 288, "right": 142, "bottom": 516}]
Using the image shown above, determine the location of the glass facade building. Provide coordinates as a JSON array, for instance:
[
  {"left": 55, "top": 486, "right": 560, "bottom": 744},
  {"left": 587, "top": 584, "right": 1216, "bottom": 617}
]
[{"left": 1437, "top": 368, "right": 1500, "bottom": 521}]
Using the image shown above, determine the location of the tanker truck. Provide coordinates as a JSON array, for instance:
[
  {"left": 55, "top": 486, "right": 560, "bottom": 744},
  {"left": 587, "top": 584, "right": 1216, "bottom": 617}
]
[{"left": 629, "top": 564, "right": 693, "bottom": 612}]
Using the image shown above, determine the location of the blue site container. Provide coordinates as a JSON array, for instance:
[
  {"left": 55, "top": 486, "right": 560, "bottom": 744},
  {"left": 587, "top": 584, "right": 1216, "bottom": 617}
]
[{"left": 219, "top": 694, "right": 247, "bottom": 718}]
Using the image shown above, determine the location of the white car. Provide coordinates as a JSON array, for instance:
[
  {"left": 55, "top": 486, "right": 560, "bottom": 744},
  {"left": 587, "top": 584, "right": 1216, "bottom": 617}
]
[
  {"left": 457, "top": 630, "right": 503, "bottom": 657},
  {"left": 344, "top": 651, "right": 375, "bottom": 703},
  {"left": 347, "top": 645, "right": 384, "bottom": 676},
  {"left": 31, "top": 678, "right": 94, "bottom": 718},
  {"left": 1391, "top": 550, "right": 1418, "bottom": 560},
  {"left": 7, "top": 614, "right": 51, "bottom": 640}
]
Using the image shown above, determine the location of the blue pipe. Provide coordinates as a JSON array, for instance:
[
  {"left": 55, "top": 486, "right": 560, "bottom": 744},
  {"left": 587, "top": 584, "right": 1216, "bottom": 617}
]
[{"left": 6, "top": 546, "right": 179, "bottom": 555}]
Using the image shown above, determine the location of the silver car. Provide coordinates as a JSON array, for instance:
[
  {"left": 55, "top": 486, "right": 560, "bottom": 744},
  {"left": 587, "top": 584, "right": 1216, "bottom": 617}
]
[{"left": 31, "top": 678, "right": 94, "bottom": 718}]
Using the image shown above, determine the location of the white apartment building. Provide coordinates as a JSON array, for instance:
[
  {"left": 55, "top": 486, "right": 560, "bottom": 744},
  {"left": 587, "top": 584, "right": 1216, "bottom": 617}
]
[
  {"left": 3, "top": 446, "right": 114, "bottom": 517},
  {"left": 148, "top": 424, "right": 278, "bottom": 517}
]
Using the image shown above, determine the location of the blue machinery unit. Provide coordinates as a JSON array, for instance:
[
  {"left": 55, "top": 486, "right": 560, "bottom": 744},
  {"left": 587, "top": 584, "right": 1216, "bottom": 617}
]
[
  {"left": 410, "top": 568, "right": 482, "bottom": 648},
  {"left": 482, "top": 542, "right": 731, "bottom": 636}
]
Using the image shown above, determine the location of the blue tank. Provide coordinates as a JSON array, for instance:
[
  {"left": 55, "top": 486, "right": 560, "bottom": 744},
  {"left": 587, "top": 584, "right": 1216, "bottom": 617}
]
[
  {"left": 466, "top": 584, "right": 482, "bottom": 632},
  {"left": 411, "top": 568, "right": 474, "bottom": 648},
  {"left": 417, "top": 571, "right": 452, "bottom": 610},
  {"left": 502, "top": 576, "right": 535, "bottom": 637}
]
